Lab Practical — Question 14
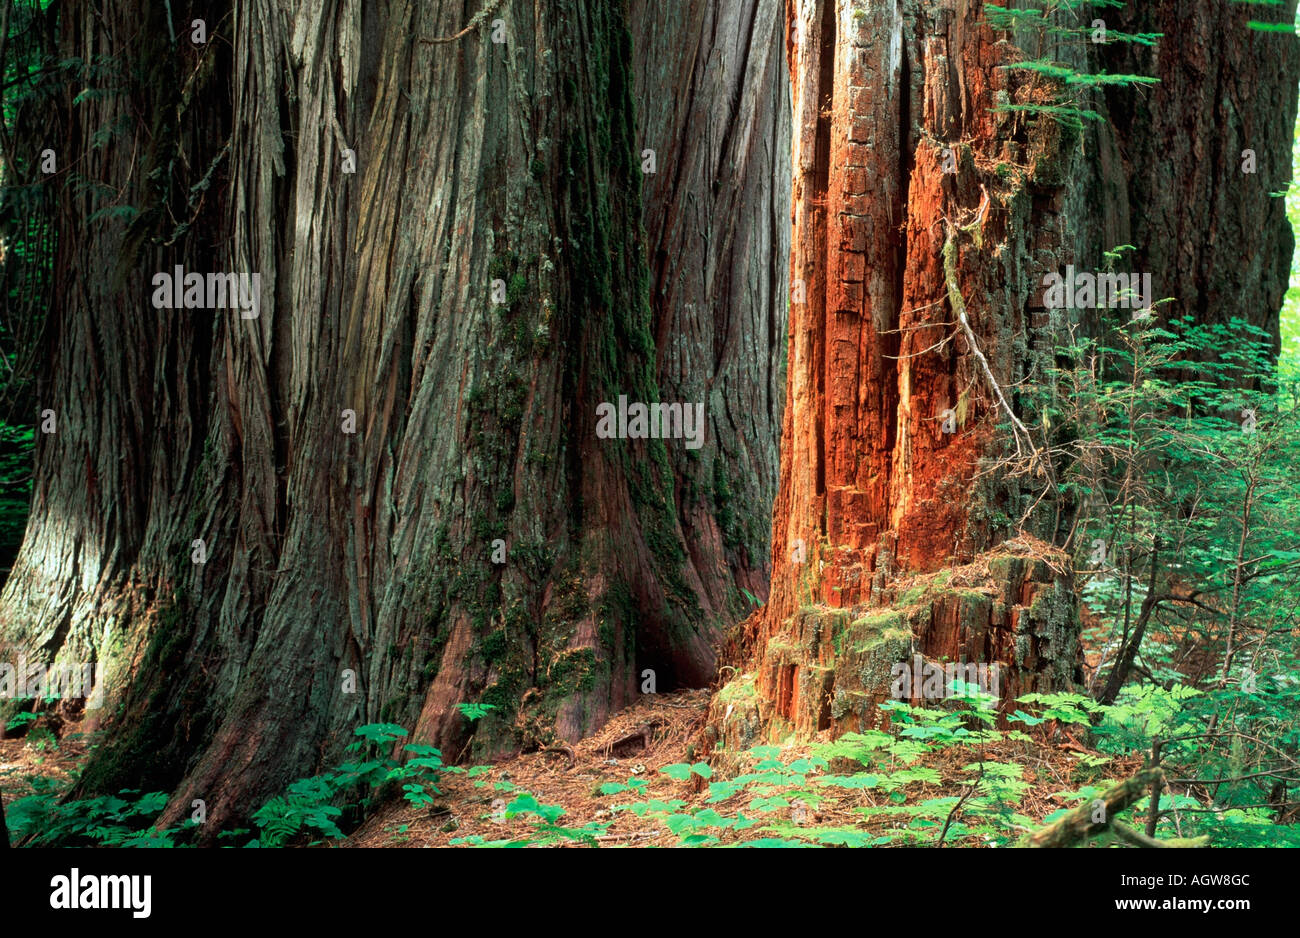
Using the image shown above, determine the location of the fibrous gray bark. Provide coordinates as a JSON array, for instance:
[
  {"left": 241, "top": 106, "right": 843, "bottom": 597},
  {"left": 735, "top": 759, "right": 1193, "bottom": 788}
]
[{"left": 0, "top": 0, "right": 790, "bottom": 837}]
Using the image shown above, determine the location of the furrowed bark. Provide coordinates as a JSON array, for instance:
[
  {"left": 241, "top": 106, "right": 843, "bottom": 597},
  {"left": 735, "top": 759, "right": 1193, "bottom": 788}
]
[{"left": 0, "top": 0, "right": 790, "bottom": 838}]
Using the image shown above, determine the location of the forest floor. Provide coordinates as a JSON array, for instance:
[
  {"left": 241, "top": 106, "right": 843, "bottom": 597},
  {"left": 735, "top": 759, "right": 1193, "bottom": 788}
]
[
  {"left": 0, "top": 730, "right": 89, "bottom": 805},
  {"left": 1, "top": 663, "right": 1142, "bottom": 847},
  {"left": 345, "top": 687, "right": 1141, "bottom": 848}
]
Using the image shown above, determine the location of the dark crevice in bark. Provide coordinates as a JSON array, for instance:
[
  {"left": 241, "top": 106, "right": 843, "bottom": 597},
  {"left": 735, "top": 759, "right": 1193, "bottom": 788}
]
[
  {"left": 887, "top": 18, "right": 913, "bottom": 495},
  {"left": 811, "top": 0, "right": 834, "bottom": 507},
  {"left": 712, "top": 0, "right": 760, "bottom": 187}
]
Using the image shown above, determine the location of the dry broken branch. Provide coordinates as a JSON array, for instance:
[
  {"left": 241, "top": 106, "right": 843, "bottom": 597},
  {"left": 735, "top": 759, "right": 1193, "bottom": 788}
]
[
  {"left": 419, "top": 0, "right": 506, "bottom": 44},
  {"left": 1021, "top": 768, "right": 1209, "bottom": 848}
]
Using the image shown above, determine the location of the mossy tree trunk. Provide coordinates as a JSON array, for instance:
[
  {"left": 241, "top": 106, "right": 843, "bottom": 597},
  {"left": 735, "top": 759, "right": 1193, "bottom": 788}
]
[
  {"left": 0, "top": 0, "right": 789, "bottom": 837},
  {"left": 711, "top": 0, "right": 1297, "bottom": 749}
]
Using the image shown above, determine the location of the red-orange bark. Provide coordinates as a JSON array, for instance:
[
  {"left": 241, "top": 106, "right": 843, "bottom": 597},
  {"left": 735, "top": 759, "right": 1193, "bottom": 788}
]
[{"left": 715, "top": 0, "right": 1297, "bottom": 746}]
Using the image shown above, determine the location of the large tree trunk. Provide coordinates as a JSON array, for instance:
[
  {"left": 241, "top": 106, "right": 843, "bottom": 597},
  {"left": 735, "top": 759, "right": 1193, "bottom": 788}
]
[
  {"left": 0, "top": 0, "right": 789, "bottom": 837},
  {"left": 709, "top": 0, "right": 1297, "bottom": 749}
]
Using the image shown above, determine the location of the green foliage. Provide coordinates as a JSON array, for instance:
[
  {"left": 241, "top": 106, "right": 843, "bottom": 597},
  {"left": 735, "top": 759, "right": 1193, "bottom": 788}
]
[
  {"left": 6, "top": 777, "right": 188, "bottom": 847},
  {"left": 573, "top": 687, "right": 1291, "bottom": 847},
  {"left": 1239, "top": 0, "right": 1296, "bottom": 35},
  {"left": 983, "top": 1, "right": 1160, "bottom": 130},
  {"left": 1011, "top": 692, "right": 1099, "bottom": 726},
  {"left": 590, "top": 693, "right": 1063, "bottom": 846},
  {"left": 1011, "top": 311, "right": 1300, "bottom": 700},
  {"left": 994, "top": 296, "right": 1300, "bottom": 846},
  {"left": 450, "top": 791, "right": 610, "bottom": 847},
  {"left": 251, "top": 779, "right": 345, "bottom": 847},
  {"left": 4, "top": 709, "right": 40, "bottom": 732},
  {"left": 1001, "top": 59, "right": 1158, "bottom": 89},
  {"left": 247, "top": 723, "right": 449, "bottom": 847},
  {"left": 456, "top": 702, "right": 498, "bottom": 722},
  {"left": 0, "top": 424, "right": 33, "bottom": 561},
  {"left": 1, "top": 3, "right": 72, "bottom": 566},
  {"left": 1245, "top": 20, "right": 1296, "bottom": 33},
  {"left": 659, "top": 761, "right": 712, "bottom": 781}
]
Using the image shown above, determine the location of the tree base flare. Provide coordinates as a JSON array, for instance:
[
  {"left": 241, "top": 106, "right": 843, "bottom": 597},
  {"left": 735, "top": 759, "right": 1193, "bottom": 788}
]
[{"left": 708, "top": 538, "right": 1083, "bottom": 755}]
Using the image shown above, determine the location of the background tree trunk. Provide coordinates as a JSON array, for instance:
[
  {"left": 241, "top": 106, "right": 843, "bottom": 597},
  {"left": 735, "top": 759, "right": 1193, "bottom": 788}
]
[
  {"left": 709, "top": 0, "right": 1297, "bottom": 750},
  {"left": 0, "top": 0, "right": 789, "bottom": 837}
]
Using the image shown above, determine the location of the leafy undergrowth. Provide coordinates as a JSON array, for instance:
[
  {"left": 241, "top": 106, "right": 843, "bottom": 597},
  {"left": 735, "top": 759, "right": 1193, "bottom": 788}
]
[
  {"left": 2, "top": 719, "right": 451, "bottom": 847},
  {"left": 6, "top": 680, "right": 1298, "bottom": 847},
  {"left": 344, "top": 684, "right": 1298, "bottom": 848},
  {"left": 0, "top": 727, "right": 90, "bottom": 839}
]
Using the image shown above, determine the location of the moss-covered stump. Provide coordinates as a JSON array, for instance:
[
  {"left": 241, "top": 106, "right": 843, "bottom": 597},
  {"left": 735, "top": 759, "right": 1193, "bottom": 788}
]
[{"left": 709, "top": 539, "right": 1083, "bottom": 750}]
